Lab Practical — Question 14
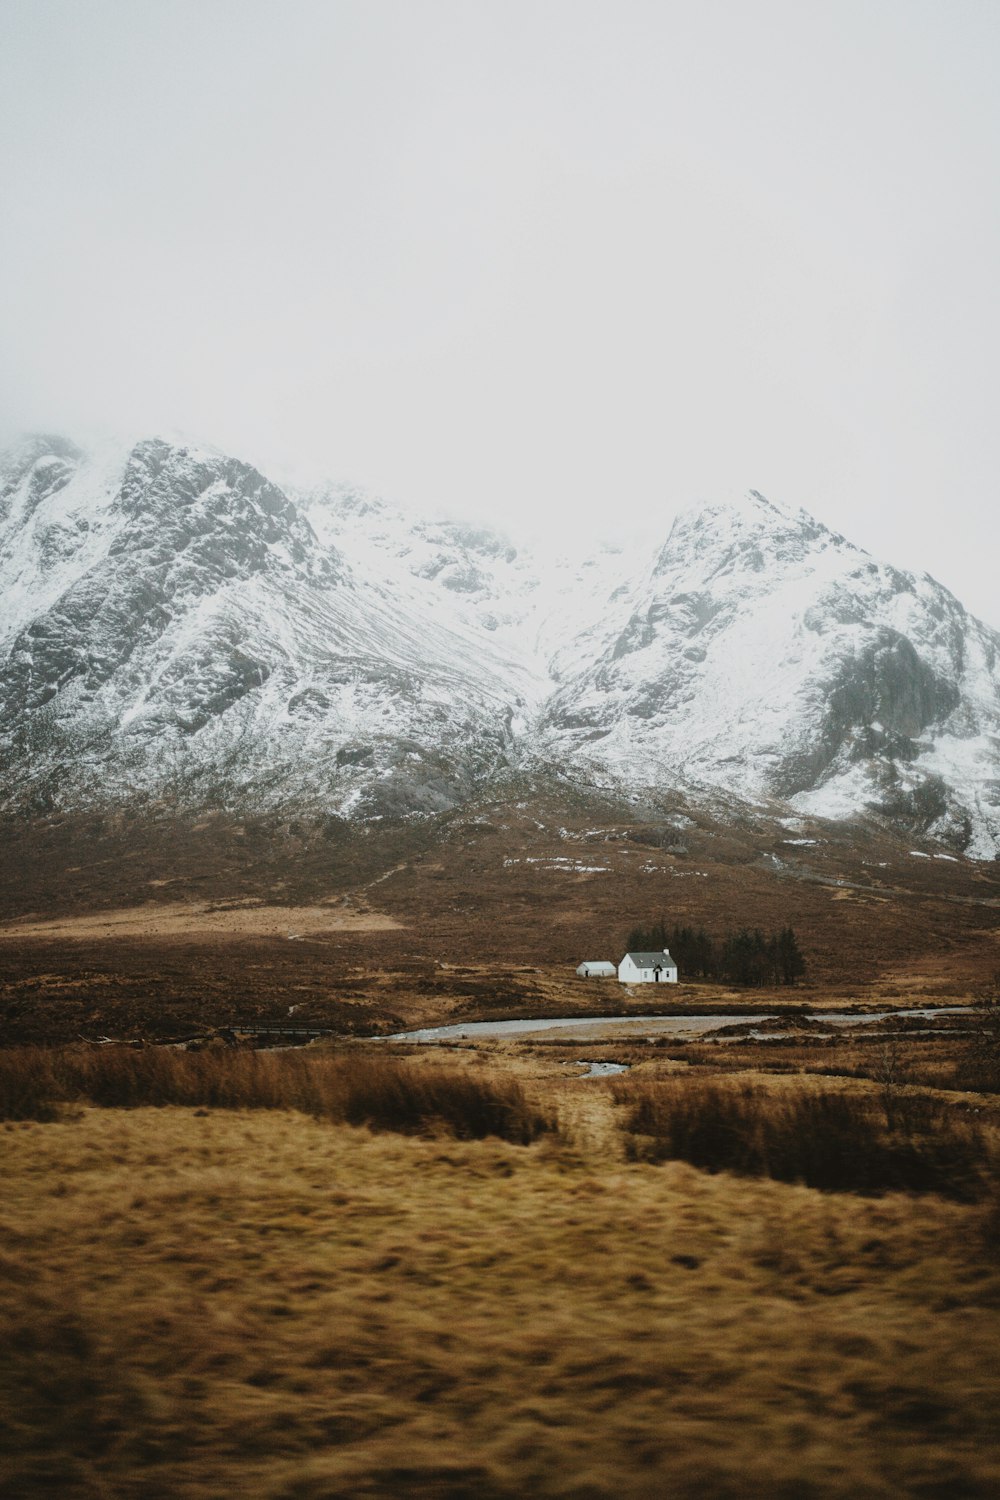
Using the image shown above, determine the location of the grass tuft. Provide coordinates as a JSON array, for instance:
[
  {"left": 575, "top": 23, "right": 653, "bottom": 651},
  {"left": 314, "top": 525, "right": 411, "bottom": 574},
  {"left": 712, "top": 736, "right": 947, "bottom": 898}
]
[
  {"left": 613, "top": 1077, "right": 991, "bottom": 1198},
  {"left": 332, "top": 1056, "right": 552, "bottom": 1143},
  {"left": 0, "top": 1048, "right": 60, "bottom": 1121},
  {"left": 0, "top": 1045, "right": 555, "bottom": 1145}
]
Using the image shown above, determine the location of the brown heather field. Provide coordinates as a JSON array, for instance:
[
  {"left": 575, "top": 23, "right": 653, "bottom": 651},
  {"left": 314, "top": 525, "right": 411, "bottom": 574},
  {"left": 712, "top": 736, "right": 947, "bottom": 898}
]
[
  {"left": 1, "top": 1038, "right": 1000, "bottom": 1499},
  {"left": 2, "top": 789, "right": 1000, "bottom": 1046},
  {"left": 2, "top": 792, "right": 1000, "bottom": 1495}
]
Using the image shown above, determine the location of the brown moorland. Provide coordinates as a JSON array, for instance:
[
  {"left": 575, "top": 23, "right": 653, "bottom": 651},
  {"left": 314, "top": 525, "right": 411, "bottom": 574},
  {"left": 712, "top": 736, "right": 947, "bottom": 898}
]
[
  {"left": 1, "top": 1040, "right": 999, "bottom": 1499},
  {"left": 3, "top": 791, "right": 1000, "bottom": 1495},
  {"left": 2, "top": 787, "right": 999, "bottom": 1043}
]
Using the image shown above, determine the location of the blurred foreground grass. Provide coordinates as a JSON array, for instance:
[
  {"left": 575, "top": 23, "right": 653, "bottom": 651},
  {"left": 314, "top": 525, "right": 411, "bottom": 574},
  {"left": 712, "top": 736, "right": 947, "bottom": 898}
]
[{"left": 2, "top": 1050, "right": 999, "bottom": 1498}]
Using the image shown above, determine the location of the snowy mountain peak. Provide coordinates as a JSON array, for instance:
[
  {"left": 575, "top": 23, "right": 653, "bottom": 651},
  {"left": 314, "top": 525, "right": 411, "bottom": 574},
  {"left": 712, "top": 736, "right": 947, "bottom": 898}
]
[
  {"left": 657, "top": 489, "right": 855, "bottom": 581},
  {"left": 1, "top": 434, "right": 999, "bottom": 856},
  {"left": 541, "top": 491, "right": 1000, "bottom": 856}
]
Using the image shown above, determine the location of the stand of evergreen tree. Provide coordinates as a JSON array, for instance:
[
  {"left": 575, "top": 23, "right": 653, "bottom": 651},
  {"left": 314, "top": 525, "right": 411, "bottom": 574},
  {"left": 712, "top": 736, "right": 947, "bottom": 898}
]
[{"left": 625, "top": 920, "right": 806, "bottom": 987}]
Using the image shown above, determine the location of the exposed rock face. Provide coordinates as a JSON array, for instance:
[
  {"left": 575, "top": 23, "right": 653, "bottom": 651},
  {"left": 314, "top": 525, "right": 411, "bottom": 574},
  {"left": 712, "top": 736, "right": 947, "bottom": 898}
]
[
  {"left": 1, "top": 440, "right": 998, "bottom": 854},
  {"left": 0, "top": 438, "right": 527, "bottom": 816},
  {"left": 539, "top": 492, "right": 1000, "bottom": 853}
]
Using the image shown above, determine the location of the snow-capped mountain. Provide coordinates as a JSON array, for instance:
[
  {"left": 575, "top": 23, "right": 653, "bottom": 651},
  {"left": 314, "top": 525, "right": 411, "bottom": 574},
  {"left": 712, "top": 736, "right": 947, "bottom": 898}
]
[
  {"left": 0, "top": 436, "right": 531, "bottom": 816},
  {"left": 2, "top": 437, "right": 999, "bottom": 855},
  {"left": 540, "top": 491, "right": 1000, "bottom": 855}
]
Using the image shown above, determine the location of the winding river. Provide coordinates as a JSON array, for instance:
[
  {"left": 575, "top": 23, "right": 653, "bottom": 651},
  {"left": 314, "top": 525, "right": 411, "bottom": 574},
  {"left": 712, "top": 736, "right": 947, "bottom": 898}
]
[{"left": 388, "top": 1007, "right": 968, "bottom": 1044}]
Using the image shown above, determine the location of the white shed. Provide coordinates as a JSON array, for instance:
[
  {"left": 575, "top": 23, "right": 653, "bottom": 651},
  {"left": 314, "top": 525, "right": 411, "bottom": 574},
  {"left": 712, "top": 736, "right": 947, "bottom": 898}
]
[
  {"left": 576, "top": 960, "right": 618, "bottom": 978},
  {"left": 618, "top": 950, "right": 678, "bottom": 984}
]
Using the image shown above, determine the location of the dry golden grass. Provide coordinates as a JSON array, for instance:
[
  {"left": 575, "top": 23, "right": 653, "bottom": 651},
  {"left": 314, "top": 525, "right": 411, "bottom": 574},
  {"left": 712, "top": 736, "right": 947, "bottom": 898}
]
[
  {"left": 2, "top": 1058, "right": 1000, "bottom": 1498},
  {"left": 0, "top": 1045, "right": 554, "bottom": 1144},
  {"left": 613, "top": 1073, "right": 992, "bottom": 1197},
  {"left": 0, "top": 899, "right": 403, "bottom": 941}
]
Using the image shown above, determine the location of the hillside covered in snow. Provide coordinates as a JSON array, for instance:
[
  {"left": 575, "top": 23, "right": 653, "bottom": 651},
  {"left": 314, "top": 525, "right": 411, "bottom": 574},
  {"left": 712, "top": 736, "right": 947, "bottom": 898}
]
[{"left": 2, "top": 435, "right": 999, "bottom": 855}]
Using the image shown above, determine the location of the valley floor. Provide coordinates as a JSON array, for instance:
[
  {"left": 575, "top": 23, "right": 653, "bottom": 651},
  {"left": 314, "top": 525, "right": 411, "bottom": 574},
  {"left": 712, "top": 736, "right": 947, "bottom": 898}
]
[
  {"left": 3, "top": 801, "right": 1000, "bottom": 1494},
  {"left": 2, "top": 1045, "right": 999, "bottom": 1499}
]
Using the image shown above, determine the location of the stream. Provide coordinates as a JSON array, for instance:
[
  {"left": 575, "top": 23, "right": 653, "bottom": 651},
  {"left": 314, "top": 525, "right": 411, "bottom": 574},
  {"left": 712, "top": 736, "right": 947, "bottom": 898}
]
[{"left": 387, "top": 1007, "right": 969, "bottom": 1044}]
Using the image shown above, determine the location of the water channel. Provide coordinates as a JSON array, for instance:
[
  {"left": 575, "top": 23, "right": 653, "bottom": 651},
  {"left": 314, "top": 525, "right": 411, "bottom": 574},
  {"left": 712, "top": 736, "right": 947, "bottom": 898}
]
[{"left": 388, "top": 1007, "right": 968, "bottom": 1044}]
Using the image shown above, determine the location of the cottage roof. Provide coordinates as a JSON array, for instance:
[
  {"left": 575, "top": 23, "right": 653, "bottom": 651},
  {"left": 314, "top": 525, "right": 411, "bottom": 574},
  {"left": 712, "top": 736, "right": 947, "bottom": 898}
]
[{"left": 622, "top": 950, "right": 675, "bottom": 966}]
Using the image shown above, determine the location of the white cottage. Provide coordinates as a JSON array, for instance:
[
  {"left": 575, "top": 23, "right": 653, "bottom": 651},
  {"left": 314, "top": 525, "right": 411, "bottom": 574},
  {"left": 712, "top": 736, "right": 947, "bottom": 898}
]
[
  {"left": 576, "top": 960, "right": 618, "bottom": 978},
  {"left": 618, "top": 950, "right": 678, "bottom": 984}
]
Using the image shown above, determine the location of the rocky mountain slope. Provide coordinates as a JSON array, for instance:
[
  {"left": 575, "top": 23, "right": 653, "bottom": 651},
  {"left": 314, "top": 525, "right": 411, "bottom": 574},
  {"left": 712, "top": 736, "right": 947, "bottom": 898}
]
[
  {"left": 0, "top": 436, "right": 530, "bottom": 817},
  {"left": 1, "top": 436, "right": 998, "bottom": 855},
  {"left": 540, "top": 491, "right": 1000, "bottom": 855}
]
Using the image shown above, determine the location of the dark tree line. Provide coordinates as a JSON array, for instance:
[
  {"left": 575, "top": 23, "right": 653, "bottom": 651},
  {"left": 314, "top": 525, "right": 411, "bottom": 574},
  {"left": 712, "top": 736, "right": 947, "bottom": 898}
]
[{"left": 625, "top": 920, "right": 806, "bottom": 987}]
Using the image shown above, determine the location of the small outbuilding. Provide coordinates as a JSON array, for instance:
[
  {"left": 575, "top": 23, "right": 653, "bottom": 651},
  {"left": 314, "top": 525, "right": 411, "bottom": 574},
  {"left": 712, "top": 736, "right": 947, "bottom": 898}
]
[
  {"left": 618, "top": 950, "right": 678, "bottom": 984},
  {"left": 576, "top": 960, "right": 618, "bottom": 978}
]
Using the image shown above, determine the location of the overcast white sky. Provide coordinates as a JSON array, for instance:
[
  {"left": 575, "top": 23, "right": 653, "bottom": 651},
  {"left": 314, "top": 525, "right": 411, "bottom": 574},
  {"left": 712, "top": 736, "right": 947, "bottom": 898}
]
[{"left": 1, "top": 0, "right": 998, "bottom": 623}]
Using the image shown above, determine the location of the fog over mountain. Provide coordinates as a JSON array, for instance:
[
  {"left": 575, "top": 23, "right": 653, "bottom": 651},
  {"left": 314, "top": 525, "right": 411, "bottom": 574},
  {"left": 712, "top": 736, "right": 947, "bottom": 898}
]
[
  {"left": 2, "top": 434, "right": 999, "bottom": 857},
  {"left": 2, "top": 3, "right": 999, "bottom": 632}
]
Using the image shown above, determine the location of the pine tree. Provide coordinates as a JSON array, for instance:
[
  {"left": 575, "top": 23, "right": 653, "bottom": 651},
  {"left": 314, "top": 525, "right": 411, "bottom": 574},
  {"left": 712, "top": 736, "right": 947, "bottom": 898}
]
[{"left": 777, "top": 927, "right": 806, "bottom": 985}]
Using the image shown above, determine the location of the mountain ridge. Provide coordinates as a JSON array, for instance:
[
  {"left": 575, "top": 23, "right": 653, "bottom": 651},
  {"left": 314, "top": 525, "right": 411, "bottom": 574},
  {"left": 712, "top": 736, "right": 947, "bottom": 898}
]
[{"left": 2, "top": 433, "right": 998, "bottom": 856}]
